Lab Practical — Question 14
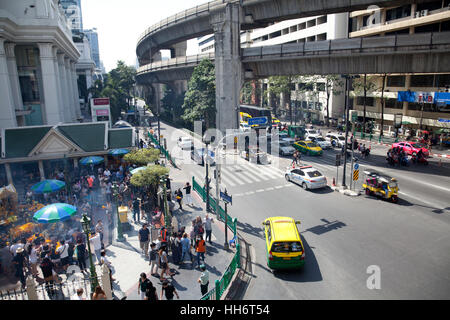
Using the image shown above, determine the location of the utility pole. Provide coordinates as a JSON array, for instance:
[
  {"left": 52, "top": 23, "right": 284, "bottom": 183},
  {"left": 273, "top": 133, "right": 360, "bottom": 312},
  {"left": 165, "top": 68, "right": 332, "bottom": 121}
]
[
  {"left": 215, "top": 163, "right": 221, "bottom": 220},
  {"left": 205, "top": 140, "right": 211, "bottom": 212}
]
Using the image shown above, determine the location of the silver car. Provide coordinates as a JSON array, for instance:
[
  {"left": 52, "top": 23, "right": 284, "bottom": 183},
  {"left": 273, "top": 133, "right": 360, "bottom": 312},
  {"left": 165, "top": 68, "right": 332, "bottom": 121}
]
[{"left": 285, "top": 166, "right": 328, "bottom": 190}]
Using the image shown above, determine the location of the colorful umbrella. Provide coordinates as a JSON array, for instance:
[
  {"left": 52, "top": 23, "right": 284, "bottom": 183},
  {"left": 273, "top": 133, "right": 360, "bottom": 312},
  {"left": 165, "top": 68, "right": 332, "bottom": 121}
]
[
  {"left": 31, "top": 179, "right": 65, "bottom": 194},
  {"left": 109, "top": 148, "right": 130, "bottom": 156},
  {"left": 33, "top": 203, "right": 77, "bottom": 224},
  {"left": 130, "top": 166, "right": 147, "bottom": 175},
  {"left": 79, "top": 156, "right": 104, "bottom": 165}
]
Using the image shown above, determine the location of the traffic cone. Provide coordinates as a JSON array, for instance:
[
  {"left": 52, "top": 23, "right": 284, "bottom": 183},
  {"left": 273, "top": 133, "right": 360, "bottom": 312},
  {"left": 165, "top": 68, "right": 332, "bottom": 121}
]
[
  {"left": 332, "top": 177, "right": 336, "bottom": 186},
  {"left": 292, "top": 162, "right": 295, "bottom": 169}
]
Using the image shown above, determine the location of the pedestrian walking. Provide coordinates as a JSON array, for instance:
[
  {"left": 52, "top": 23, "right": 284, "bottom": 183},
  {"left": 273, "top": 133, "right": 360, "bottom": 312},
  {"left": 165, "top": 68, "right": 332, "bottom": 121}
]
[
  {"left": 132, "top": 198, "right": 141, "bottom": 223},
  {"left": 149, "top": 243, "right": 159, "bottom": 276},
  {"left": 75, "top": 239, "right": 86, "bottom": 272},
  {"left": 189, "top": 221, "right": 196, "bottom": 247},
  {"left": 292, "top": 151, "right": 299, "bottom": 166},
  {"left": 160, "top": 280, "right": 179, "bottom": 300},
  {"left": 89, "top": 232, "right": 102, "bottom": 264},
  {"left": 180, "top": 233, "right": 193, "bottom": 265},
  {"left": 195, "top": 235, "right": 206, "bottom": 268},
  {"left": 138, "top": 273, "right": 151, "bottom": 300},
  {"left": 170, "top": 235, "right": 181, "bottom": 265},
  {"left": 175, "top": 188, "right": 183, "bottom": 211},
  {"left": 40, "top": 256, "right": 57, "bottom": 297},
  {"left": 138, "top": 224, "right": 150, "bottom": 258},
  {"left": 145, "top": 281, "right": 158, "bottom": 301},
  {"left": 12, "top": 248, "right": 26, "bottom": 288},
  {"left": 56, "top": 240, "right": 69, "bottom": 271},
  {"left": 92, "top": 285, "right": 107, "bottom": 300},
  {"left": 159, "top": 248, "right": 175, "bottom": 282},
  {"left": 204, "top": 214, "right": 214, "bottom": 244},
  {"left": 95, "top": 220, "right": 104, "bottom": 245},
  {"left": 198, "top": 264, "right": 209, "bottom": 296},
  {"left": 100, "top": 250, "right": 116, "bottom": 283},
  {"left": 183, "top": 182, "right": 193, "bottom": 206}
]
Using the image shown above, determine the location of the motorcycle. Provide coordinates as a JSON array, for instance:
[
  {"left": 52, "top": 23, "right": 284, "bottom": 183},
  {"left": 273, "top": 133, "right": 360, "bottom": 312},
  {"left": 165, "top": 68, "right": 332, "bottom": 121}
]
[{"left": 412, "top": 154, "right": 429, "bottom": 165}]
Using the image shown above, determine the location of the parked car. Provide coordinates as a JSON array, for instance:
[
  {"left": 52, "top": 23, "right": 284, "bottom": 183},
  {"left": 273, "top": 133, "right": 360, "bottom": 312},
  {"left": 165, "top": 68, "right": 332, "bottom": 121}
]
[
  {"left": 391, "top": 141, "right": 430, "bottom": 157},
  {"left": 177, "top": 136, "right": 193, "bottom": 150}
]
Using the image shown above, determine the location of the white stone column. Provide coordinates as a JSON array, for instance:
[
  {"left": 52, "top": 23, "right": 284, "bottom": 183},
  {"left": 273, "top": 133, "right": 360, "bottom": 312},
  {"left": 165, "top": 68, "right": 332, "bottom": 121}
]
[
  {"left": 85, "top": 68, "right": 92, "bottom": 92},
  {"left": 0, "top": 38, "right": 18, "bottom": 128},
  {"left": 52, "top": 47, "right": 65, "bottom": 123},
  {"left": 70, "top": 61, "right": 81, "bottom": 119},
  {"left": 57, "top": 53, "right": 69, "bottom": 122},
  {"left": 64, "top": 57, "right": 76, "bottom": 122},
  {"left": 38, "top": 160, "right": 45, "bottom": 181},
  {"left": 5, "top": 43, "right": 24, "bottom": 114},
  {"left": 4, "top": 163, "right": 13, "bottom": 185},
  {"left": 38, "top": 43, "right": 63, "bottom": 124}
]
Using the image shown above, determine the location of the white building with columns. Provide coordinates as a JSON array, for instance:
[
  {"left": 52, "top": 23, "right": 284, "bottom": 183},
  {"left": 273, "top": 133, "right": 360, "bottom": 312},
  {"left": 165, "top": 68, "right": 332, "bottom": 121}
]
[{"left": 0, "top": 0, "right": 81, "bottom": 129}]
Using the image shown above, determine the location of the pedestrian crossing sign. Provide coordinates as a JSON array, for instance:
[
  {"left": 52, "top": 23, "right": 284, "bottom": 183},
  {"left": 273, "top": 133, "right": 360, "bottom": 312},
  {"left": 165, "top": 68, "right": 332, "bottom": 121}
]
[{"left": 353, "top": 170, "right": 359, "bottom": 181}]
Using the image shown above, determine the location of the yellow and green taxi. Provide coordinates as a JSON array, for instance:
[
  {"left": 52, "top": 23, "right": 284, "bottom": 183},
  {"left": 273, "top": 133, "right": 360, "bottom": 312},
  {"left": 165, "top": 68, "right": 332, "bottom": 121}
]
[
  {"left": 262, "top": 216, "right": 305, "bottom": 270},
  {"left": 293, "top": 140, "right": 323, "bottom": 156}
]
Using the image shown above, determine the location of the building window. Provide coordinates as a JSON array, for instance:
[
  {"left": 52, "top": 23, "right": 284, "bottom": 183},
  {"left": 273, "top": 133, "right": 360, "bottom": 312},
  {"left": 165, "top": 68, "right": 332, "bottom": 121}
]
[
  {"left": 316, "top": 83, "right": 325, "bottom": 91},
  {"left": 385, "top": 98, "right": 403, "bottom": 109},
  {"left": 386, "top": 5, "right": 411, "bottom": 22},
  {"left": 317, "top": 16, "right": 327, "bottom": 25},
  {"left": 410, "top": 75, "right": 435, "bottom": 87},
  {"left": 415, "top": 22, "right": 440, "bottom": 33},
  {"left": 436, "top": 74, "right": 450, "bottom": 88},
  {"left": 356, "top": 97, "right": 375, "bottom": 106},
  {"left": 387, "top": 76, "right": 406, "bottom": 87},
  {"left": 408, "top": 102, "right": 435, "bottom": 111},
  {"left": 16, "top": 46, "right": 41, "bottom": 104}
]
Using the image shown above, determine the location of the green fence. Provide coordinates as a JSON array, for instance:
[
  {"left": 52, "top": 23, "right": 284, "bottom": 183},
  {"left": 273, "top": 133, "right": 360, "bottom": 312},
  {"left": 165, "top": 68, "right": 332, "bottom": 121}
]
[
  {"left": 147, "top": 131, "right": 178, "bottom": 168},
  {"left": 192, "top": 176, "right": 241, "bottom": 301}
]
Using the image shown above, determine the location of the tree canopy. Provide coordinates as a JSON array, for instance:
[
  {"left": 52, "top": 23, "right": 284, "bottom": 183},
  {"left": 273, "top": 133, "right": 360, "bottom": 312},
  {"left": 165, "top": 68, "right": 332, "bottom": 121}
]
[
  {"left": 89, "top": 60, "right": 136, "bottom": 122},
  {"left": 123, "top": 148, "right": 160, "bottom": 166},
  {"left": 182, "top": 59, "right": 216, "bottom": 129},
  {"left": 129, "top": 165, "right": 169, "bottom": 188}
]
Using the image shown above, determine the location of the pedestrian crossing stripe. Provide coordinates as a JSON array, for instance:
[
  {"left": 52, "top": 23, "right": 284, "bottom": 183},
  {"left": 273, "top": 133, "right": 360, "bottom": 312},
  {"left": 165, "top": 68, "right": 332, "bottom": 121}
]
[{"left": 353, "top": 170, "right": 359, "bottom": 181}]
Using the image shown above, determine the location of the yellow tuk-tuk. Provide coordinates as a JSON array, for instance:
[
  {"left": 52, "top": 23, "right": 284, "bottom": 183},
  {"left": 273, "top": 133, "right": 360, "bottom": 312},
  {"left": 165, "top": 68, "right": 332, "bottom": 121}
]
[{"left": 362, "top": 170, "right": 399, "bottom": 203}]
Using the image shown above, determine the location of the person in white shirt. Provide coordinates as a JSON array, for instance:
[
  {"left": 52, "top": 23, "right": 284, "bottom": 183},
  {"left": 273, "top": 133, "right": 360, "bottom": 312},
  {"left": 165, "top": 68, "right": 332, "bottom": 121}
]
[
  {"left": 28, "top": 243, "right": 40, "bottom": 277},
  {"left": 71, "top": 288, "right": 86, "bottom": 300},
  {"left": 198, "top": 264, "right": 210, "bottom": 296},
  {"left": 57, "top": 240, "right": 70, "bottom": 271},
  {"left": 104, "top": 169, "right": 111, "bottom": 178},
  {"left": 89, "top": 233, "right": 102, "bottom": 264},
  {"left": 204, "top": 214, "right": 214, "bottom": 244},
  {"left": 100, "top": 250, "right": 115, "bottom": 282}
]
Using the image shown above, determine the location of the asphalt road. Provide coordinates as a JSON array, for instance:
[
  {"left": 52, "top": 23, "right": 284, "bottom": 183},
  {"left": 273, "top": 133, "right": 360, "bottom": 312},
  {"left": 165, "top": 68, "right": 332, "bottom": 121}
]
[{"left": 143, "top": 121, "right": 450, "bottom": 300}]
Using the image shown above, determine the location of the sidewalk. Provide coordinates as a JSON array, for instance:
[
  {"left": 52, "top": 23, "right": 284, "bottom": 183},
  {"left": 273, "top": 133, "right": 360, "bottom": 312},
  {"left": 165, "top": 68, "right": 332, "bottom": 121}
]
[{"left": 107, "top": 172, "right": 235, "bottom": 300}]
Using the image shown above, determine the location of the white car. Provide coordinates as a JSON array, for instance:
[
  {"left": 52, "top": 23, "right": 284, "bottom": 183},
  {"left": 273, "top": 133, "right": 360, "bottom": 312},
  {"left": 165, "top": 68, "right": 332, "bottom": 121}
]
[
  {"left": 305, "top": 129, "right": 322, "bottom": 139},
  {"left": 325, "top": 133, "right": 346, "bottom": 148},
  {"left": 177, "top": 136, "right": 193, "bottom": 150},
  {"left": 308, "top": 136, "right": 332, "bottom": 150},
  {"left": 279, "top": 140, "right": 295, "bottom": 156},
  {"left": 284, "top": 166, "right": 327, "bottom": 190}
]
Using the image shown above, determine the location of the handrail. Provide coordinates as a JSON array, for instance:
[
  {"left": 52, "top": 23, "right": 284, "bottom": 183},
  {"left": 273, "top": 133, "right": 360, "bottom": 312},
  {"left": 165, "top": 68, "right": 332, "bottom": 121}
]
[
  {"left": 192, "top": 176, "right": 240, "bottom": 300},
  {"left": 137, "top": 0, "right": 238, "bottom": 46}
]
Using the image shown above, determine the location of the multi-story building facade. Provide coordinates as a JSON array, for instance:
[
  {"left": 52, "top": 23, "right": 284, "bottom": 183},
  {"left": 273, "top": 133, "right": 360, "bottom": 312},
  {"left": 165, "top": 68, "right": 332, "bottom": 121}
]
[
  {"left": 349, "top": 0, "right": 450, "bottom": 132},
  {"left": 0, "top": 0, "right": 82, "bottom": 128},
  {"left": 198, "top": 13, "right": 349, "bottom": 124}
]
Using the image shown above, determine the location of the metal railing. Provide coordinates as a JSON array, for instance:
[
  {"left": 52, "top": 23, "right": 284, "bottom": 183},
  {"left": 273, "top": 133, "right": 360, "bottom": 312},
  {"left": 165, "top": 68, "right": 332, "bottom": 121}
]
[
  {"left": 147, "top": 131, "right": 178, "bottom": 168},
  {"left": 137, "top": 53, "right": 215, "bottom": 75},
  {"left": 137, "top": 0, "right": 236, "bottom": 46},
  {"left": 192, "top": 176, "right": 240, "bottom": 300}
]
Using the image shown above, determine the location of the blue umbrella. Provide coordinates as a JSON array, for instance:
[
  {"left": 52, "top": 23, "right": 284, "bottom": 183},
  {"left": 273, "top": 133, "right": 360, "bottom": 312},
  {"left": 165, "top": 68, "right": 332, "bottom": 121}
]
[
  {"left": 31, "top": 179, "right": 66, "bottom": 194},
  {"left": 130, "top": 166, "right": 147, "bottom": 175},
  {"left": 79, "top": 156, "right": 104, "bottom": 165},
  {"left": 109, "top": 148, "right": 130, "bottom": 156},
  {"left": 33, "top": 203, "right": 77, "bottom": 224}
]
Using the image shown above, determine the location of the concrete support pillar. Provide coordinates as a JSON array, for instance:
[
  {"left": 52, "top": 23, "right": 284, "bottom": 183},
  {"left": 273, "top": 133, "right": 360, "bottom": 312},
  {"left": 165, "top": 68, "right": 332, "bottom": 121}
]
[
  {"left": 170, "top": 41, "right": 187, "bottom": 59},
  {"left": 5, "top": 43, "right": 24, "bottom": 115},
  {"left": 4, "top": 163, "right": 13, "bottom": 185},
  {"left": 403, "top": 75, "right": 411, "bottom": 116},
  {"left": 85, "top": 68, "right": 92, "bottom": 93},
  {"left": 211, "top": 3, "right": 242, "bottom": 132},
  {"left": 65, "top": 58, "right": 77, "bottom": 122},
  {"left": 38, "top": 43, "right": 63, "bottom": 124},
  {"left": 70, "top": 61, "right": 81, "bottom": 119},
  {"left": 52, "top": 47, "right": 65, "bottom": 123},
  {"left": 58, "top": 53, "right": 70, "bottom": 122},
  {"left": 38, "top": 160, "right": 45, "bottom": 181},
  {"left": 74, "top": 158, "right": 79, "bottom": 168},
  {"left": 0, "top": 38, "right": 18, "bottom": 128}
]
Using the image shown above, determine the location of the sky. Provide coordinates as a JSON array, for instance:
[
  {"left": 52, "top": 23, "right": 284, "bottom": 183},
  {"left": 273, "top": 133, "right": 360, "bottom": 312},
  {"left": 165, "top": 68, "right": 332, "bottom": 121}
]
[{"left": 81, "top": 0, "right": 210, "bottom": 72}]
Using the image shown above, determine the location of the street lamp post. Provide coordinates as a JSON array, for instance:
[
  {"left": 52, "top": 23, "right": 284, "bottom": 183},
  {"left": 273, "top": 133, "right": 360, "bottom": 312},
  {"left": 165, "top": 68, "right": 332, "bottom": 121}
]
[
  {"left": 161, "top": 175, "right": 171, "bottom": 230},
  {"left": 203, "top": 137, "right": 211, "bottom": 213},
  {"left": 111, "top": 182, "right": 124, "bottom": 242},
  {"left": 81, "top": 213, "right": 98, "bottom": 294}
]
